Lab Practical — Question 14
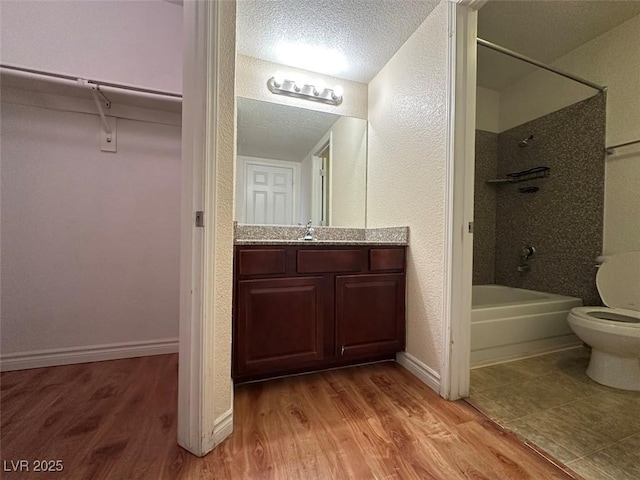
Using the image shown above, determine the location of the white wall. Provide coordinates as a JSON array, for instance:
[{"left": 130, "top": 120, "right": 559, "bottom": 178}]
[
  {"left": 497, "top": 14, "right": 640, "bottom": 254},
  {"left": 0, "top": 0, "right": 183, "bottom": 92},
  {"left": 236, "top": 54, "right": 368, "bottom": 120},
  {"left": 367, "top": 0, "right": 449, "bottom": 378},
  {"left": 329, "top": 116, "right": 367, "bottom": 227},
  {"left": 476, "top": 86, "right": 500, "bottom": 133},
  {"left": 1, "top": 103, "right": 181, "bottom": 359}
]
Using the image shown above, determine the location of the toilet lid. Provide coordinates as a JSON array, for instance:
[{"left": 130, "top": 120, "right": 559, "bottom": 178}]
[{"left": 596, "top": 251, "right": 640, "bottom": 312}]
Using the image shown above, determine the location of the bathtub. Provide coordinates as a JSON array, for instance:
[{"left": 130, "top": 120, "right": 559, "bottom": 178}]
[{"left": 471, "top": 285, "right": 583, "bottom": 366}]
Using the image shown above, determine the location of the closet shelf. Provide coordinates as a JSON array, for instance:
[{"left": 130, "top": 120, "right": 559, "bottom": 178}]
[{"left": 486, "top": 166, "right": 550, "bottom": 184}]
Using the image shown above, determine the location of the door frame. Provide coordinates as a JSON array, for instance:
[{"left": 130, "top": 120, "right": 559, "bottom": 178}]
[
  {"left": 440, "top": 0, "right": 481, "bottom": 400},
  {"left": 236, "top": 156, "right": 301, "bottom": 224},
  {"left": 310, "top": 131, "right": 332, "bottom": 226},
  {"left": 178, "top": 0, "right": 236, "bottom": 457}
]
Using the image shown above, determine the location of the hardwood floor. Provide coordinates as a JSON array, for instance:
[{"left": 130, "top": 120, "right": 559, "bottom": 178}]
[{"left": 1, "top": 355, "right": 577, "bottom": 479}]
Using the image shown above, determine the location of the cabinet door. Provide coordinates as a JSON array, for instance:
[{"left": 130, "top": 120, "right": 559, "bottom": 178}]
[
  {"left": 235, "top": 276, "right": 326, "bottom": 377},
  {"left": 336, "top": 274, "right": 405, "bottom": 359}
]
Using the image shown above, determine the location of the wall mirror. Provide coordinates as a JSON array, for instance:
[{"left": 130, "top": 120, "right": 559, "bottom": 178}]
[{"left": 235, "top": 97, "right": 367, "bottom": 227}]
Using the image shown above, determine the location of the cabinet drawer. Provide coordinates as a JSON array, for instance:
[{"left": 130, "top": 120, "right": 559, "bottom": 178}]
[
  {"left": 370, "top": 248, "right": 405, "bottom": 272},
  {"left": 238, "top": 249, "right": 286, "bottom": 276},
  {"left": 297, "top": 249, "right": 362, "bottom": 273}
]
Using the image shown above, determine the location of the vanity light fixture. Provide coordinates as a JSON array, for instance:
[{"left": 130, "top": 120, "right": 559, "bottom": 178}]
[{"left": 267, "top": 77, "right": 343, "bottom": 106}]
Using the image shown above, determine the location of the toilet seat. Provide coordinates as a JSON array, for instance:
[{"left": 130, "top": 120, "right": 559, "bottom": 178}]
[
  {"left": 570, "top": 306, "right": 640, "bottom": 326},
  {"left": 571, "top": 251, "right": 640, "bottom": 325},
  {"left": 596, "top": 251, "right": 640, "bottom": 313}
]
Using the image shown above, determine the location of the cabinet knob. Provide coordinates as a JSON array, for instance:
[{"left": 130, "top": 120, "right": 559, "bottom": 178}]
[{"left": 341, "top": 345, "right": 345, "bottom": 356}]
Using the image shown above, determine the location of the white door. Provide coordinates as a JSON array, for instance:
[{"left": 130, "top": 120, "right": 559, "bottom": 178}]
[{"left": 245, "top": 163, "right": 294, "bottom": 224}]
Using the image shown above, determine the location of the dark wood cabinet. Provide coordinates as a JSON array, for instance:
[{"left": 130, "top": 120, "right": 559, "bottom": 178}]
[
  {"left": 235, "top": 276, "right": 328, "bottom": 377},
  {"left": 233, "top": 244, "right": 406, "bottom": 382},
  {"left": 336, "top": 274, "right": 405, "bottom": 360}
]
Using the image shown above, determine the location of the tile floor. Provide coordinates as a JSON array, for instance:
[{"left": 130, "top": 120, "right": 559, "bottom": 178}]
[{"left": 467, "top": 347, "right": 640, "bottom": 480}]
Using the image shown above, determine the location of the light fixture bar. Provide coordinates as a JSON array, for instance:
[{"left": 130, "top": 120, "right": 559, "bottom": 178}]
[{"left": 266, "top": 77, "right": 343, "bottom": 106}]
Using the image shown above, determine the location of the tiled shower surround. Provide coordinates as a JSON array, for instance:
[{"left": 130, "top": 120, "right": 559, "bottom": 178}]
[
  {"left": 473, "top": 130, "right": 498, "bottom": 285},
  {"left": 473, "top": 93, "right": 606, "bottom": 305}
]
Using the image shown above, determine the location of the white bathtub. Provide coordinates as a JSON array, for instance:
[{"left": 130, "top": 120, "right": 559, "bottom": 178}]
[{"left": 471, "top": 285, "right": 583, "bottom": 366}]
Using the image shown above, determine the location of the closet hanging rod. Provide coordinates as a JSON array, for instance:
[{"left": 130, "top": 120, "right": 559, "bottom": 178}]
[
  {"left": 476, "top": 38, "right": 607, "bottom": 93},
  {"left": 0, "top": 64, "right": 182, "bottom": 99},
  {"left": 606, "top": 139, "right": 640, "bottom": 155}
]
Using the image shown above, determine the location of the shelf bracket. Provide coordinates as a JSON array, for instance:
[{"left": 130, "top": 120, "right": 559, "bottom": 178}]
[{"left": 78, "top": 78, "right": 117, "bottom": 152}]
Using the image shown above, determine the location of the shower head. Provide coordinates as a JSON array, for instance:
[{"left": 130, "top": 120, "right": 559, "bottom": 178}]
[{"left": 519, "top": 135, "right": 534, "bottom": 147}]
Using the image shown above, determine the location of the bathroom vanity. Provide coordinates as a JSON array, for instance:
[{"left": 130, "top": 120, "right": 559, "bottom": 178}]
[{"left": 233, "top": 226, "right": 408, "bottom": 382}]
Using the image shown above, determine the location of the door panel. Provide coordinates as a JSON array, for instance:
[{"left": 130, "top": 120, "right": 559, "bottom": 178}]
[
  {"left": 235, "top": 276, "right": 326, "bottom": 376},
  {"left": 246, "top": 163, "right": 294, "bottom": 224},
  {"left": 336, "top": 274, "right": 405, "bottom": 359}
]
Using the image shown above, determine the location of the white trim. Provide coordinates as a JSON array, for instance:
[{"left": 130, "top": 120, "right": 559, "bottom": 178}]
[
  {"left": 448, "top": 0, "right": 488, "bottom": 10},
  {"left": 213, "top": 408, "right": 234, "bottom": 445},
  {"left": 309, "top": 130, "right": 332, "bottom": 225},
  {"left": 0, "top": 338, "right": 179, "bottom": 372},
  {"left": 236, "top": 155, "right": 301, "bottom": 224},
  {"left": 311, "top": 154, "right": 323, "bottom": 225},
  {"left": 178, "top": 0, "right": 235, "bottom": 457},
  {"left": 441, "top": 0, "right": 457, "bottom": 401},
  {"left": 441, "top": 4, "right": 477, "bottom": 401},
  {"left": 396, "top": 352, "right": 441, "bottom": 393},
  {"left": 178, "top": 0, "right": 220, "bottom": 457}
]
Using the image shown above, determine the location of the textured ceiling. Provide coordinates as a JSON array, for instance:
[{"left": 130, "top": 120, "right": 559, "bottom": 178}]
[
  {"left": 236, "top": 0, "right": 439, "bottom": 83},
  {"left": 237, "top": 97, "right": 340, "bottom": 162},
  {"left": 477, "top": 1, "right": 640, "bottom": 91},
  {"left": 238, "top": 0, "right": 640, "bottom": 90}
]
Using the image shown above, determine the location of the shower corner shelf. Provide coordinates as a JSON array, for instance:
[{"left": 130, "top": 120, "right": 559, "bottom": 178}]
[{"left": 486, "top": 166, "right": 551, "bottom": 185}]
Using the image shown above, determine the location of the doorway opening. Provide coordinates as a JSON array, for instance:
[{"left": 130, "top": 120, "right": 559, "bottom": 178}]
[{"left": 312, "top": 140, "right": 331, "bottom": 226}]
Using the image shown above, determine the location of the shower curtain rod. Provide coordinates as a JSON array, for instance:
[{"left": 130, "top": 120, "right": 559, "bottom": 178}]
[
  {"left": 476, "top": 38, "right": 607, "bottom": 93},
  {"left": 0, "top": 64, "right": 183, "bottom": 100},
  {"left": 606, "top": 138, "right": 640, "bottom": 155}
]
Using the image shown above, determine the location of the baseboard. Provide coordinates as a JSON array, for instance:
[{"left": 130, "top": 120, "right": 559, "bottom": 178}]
[
  {"left": 213, "top": 408, "right": 234, "bottom": 446},
  {"left": 0, "top": 338, "right": 179, "bottom": 372},
  {"left": 470, "top": 342, "right": 584, "bottom": 369},
  {"left": 396, "top": 352, "right": 441, "bottom": 394}
]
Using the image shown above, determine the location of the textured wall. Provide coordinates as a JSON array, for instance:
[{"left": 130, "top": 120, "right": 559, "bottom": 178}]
[
  {"left": 494, "top": 94, "right": 605, "bottom": 305},
  {"left": 367, "top": 0, "right": 449, "bottom": 375},
  {"left": 0, "top": 0, "right": 183, "bottom": 92},
  {"left": 1, "top": 103, "right": 181, "bottom": 355},
  {"left": 498, "top": 14, "right": 640, "bottom": 255},
  {"left": 473, "top": 130, "right": 498, "bottom": 285},
  {"left": 236, "top": 55, "right": 368, "bottom": 120},
  {"left": 212, "top": 0, "right": 237, "bottom": 424}
]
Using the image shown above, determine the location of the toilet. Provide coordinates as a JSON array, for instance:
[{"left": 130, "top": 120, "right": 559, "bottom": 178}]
[{"left": 567, "top": 251, "right": 640, "bottom": 391}]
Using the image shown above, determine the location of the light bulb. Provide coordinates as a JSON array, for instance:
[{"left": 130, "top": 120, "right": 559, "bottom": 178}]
[{"left": 333, "top": 85, "right": 344, "bottom": 98}]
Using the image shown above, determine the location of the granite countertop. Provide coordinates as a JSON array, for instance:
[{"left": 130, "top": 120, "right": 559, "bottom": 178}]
[
  {"left": 235, "top": 239, "right": 408, "bottom": 246},
  {"left": 234, "top": 224, "right": 409, "bottom": 246}
]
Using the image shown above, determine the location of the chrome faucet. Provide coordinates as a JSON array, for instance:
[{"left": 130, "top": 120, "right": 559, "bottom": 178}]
[{"left": 303, "top": 221, "right": 315, "bottom": 241}]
